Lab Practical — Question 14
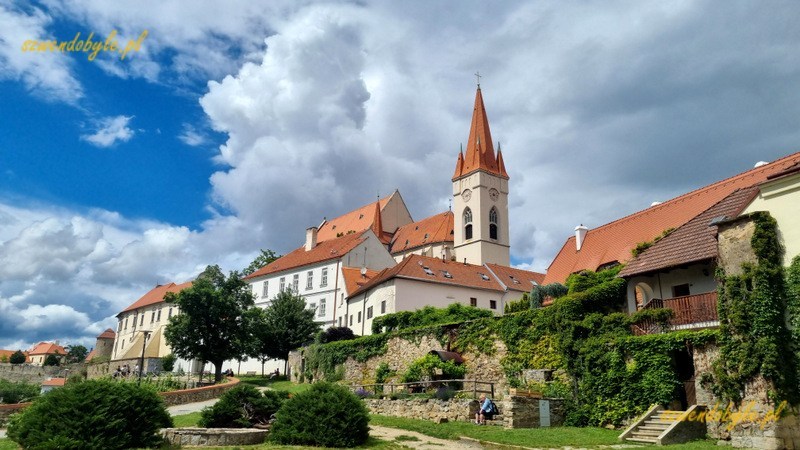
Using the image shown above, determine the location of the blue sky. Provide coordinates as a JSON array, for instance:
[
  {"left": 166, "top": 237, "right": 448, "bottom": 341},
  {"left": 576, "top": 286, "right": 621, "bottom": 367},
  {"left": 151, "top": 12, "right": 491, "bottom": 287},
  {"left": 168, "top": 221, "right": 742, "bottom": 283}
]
[{"left": 1, "top": 0, "right": 800, "bottom": 350}]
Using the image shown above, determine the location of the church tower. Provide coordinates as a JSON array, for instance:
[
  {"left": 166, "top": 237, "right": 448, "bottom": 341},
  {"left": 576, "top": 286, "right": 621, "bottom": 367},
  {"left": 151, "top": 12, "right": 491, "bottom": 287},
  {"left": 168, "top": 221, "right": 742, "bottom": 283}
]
[{"left": 452, "top": 86, "right": 510, "bottom": 266}]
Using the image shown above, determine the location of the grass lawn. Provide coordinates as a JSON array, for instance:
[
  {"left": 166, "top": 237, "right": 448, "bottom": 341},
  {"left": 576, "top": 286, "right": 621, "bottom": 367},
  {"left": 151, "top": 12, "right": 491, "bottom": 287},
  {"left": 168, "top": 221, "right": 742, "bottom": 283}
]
[
  {"left": 0, "top": 439, "right": 19, "bottom": 450},
  {"left": 237, "top": 376, "right": 312, "bottom": 395},
  {"left": 370, "top": 415, "right": 721, "bottom": 449},
  {"left": 172, "top": 411, "right": 203, "bottom": 427}
]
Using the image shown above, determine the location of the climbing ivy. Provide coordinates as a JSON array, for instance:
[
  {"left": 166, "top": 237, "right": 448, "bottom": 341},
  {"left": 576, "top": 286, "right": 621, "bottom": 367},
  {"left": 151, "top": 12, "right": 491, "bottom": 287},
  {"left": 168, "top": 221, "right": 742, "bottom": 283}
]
[
  {"left": 711, "top": 212, "right": 799, "bottom": 405},
  {"left": 371, "top": 303, "right": 492, "bottom": 334}
]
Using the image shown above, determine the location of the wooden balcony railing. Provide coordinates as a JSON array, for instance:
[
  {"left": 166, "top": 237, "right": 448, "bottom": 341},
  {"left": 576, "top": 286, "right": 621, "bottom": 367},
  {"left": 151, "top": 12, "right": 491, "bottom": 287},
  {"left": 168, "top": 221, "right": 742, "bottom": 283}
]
[{"left": 632, "top": 291, "right": 718, "bottom": 335}]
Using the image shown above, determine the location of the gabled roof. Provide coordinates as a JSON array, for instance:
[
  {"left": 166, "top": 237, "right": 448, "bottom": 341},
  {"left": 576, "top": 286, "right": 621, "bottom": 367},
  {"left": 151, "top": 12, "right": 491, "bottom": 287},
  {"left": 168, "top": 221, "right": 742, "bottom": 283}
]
[
  {"left": 452, "top": 88, "right": 508, "bottom": 181},
  {"left": 29, "top": 342, "right": 65, "bottom": 356},
  {"left": 120, "top": 281, "right": 192, "bottom": 314},
  {"left": 0, "top": 349, "right": 26, "bottom": 361},
  {"left": 485, "top": 263, "right": 545, "bottom": 293},
  {"left": 543, "top": 152, "right": 800, "bottom": 284},
  {"left": 390, "top": 211, "right": 454, "bottom": 254},
  {"left": 316, "top": 195, "right": 392, "bottom": 243},
  {"left": 97, "top": 328, "right": 116, "bottom": 340},
  {"left": 349, "top": 254, "right": 504, "bottom": 298},
  {"left": 42, "top": 378, "right": 66, "bottom": 387},
  {"left": 246, "top": 231, "right": 369, "bottom": 279},
  {"left": 341, "top": 267, "right": 380, "bottom": 295},
  {"left": 619, "top": 187, "right": 759, "bottom": 278},
  {"left": 85, "top": 349, "right": 97, "bottom": 361}
]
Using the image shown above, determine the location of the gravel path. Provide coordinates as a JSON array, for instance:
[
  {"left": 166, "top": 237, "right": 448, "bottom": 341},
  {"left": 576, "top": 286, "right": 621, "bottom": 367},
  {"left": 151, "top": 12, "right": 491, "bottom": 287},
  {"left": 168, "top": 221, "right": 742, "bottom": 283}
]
[{"left": 369, "top": 424, "right": 483, "bottom": 449}]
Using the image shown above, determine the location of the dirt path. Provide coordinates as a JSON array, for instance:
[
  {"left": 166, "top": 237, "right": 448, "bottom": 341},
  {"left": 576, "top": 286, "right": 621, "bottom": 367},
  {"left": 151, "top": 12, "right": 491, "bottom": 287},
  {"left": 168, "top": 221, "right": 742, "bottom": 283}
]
[{"left": 370, "top": 424, "right": 483, "bottom": 449}]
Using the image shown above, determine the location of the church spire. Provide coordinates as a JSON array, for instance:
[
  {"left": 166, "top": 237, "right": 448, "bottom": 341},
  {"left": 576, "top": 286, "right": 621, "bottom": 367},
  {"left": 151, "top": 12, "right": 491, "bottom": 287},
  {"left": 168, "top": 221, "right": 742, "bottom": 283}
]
[{"left": 453, "top": 86, "right": 507, "bottom": 181}]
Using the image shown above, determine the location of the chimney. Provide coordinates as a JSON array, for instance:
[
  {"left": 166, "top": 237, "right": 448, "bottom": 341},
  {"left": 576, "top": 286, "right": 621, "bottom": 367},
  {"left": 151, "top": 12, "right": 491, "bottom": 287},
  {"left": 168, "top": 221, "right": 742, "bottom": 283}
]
[
  {"left": 575, "top": 224, "right": 588, "bottom": 251},
  {"left": 305, "top": 227, "right": 318, "bottom": 251}
]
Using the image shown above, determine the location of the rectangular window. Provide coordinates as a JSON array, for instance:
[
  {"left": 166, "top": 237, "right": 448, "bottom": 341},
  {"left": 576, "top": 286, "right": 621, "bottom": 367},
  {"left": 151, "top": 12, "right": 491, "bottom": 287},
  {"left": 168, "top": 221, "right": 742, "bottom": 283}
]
[
  {"left": 151, "top": 311, "right": 155, "bottom": 323},
  {"left": 349, "top": 315, "right": 353, "bottom": 326},
  {"left": 118, "top": 321, "right": 122, "bottom": 332},
  {"left": 470, "top": 297, "right": 477, "bottom": 307},
  {"left": 121, "top": 340, "right": 124, "bottom": 349},
  {"left": 357, "top": 311, "right": 362, "bottom": 323},
  {"left": 310, "top": 303, "right": 316, "bottom": 313},
  {"left": 140, "top": 314, "right": 144, "bottom": 326},
  {"left": 168, "top": 308, "right": 173, "bottom": 319},
  {"left": 156, "top": 309, "right": 162, "bottom": 322},
  {"left": 672, "top": 284, "right": 691, "bottom": 297},
  {"left": 306, "top": 271, "right": 313, "bottom": 290},
  {"left": 262, "top": 281, "right": 269, "bottom": 298},
  {"left": 380, "top": 301, "right": 386, "bottom": 314},
  {"left": 132, "top": 316, "right": 136, "bottom": 329},
  {"left": 321, "top": 268, "right": 328, "bottom": 287},
  {"left": 338, "top": 317, "right": 342, "bottom": 327},
  {"left": 490, "top": 300, "right": 497, "bottom": 310},
  {"left": 279, "top": 277, "right": 286, "bottom": 292},
  {"left": 319, "top": 299, "right": 326, "bottom": 317},
  {"left": 292, "top": 274, "right": 299, "bottom": 292},
  {"left": 367, "top": 306, "right": 373, "bottom": 320}
]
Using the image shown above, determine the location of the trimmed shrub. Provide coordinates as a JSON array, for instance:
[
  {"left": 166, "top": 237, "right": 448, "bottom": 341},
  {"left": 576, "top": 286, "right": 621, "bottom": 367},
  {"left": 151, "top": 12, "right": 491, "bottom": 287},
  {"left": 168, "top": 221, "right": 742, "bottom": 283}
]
[
  {"left": 317, "top": 326, "right": 356, "bottom": 343},
  {"left": 270, "top": 382, "right": 369, "bottom": 448},
  {"left": 7, "top": 379, "right": 171, "bottom": 450},
  {"left": 9, "top": 350, "right": 25, "bottom": 364},
  {"left": 199, "top": 385, "right": 288, "bottom": 428},
  {"left": 161, "top": 353, "right": 176, "bottom": 372}
]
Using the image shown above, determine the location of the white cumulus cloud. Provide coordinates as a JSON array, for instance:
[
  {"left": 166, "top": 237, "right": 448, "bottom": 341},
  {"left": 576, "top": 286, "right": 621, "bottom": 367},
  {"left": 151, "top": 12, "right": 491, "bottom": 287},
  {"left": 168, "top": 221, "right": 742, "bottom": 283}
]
[{"left": 81, "top": 115, "right": 135, "bottom": 147}]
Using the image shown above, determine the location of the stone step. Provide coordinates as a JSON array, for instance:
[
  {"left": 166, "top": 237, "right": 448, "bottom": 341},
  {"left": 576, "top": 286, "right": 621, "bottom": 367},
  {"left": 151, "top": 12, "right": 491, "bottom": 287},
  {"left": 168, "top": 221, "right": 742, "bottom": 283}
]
[
  {"left": 632, "top": 429, "right": 662, "bottom": 437},
  {"left": 643, "top": 420, "right": 672, "bottom": 427},
  {"left": 639, "top": 425, "right": 670, "bottom": 432},
  {"left": 626, "top": 437, "right": 658, "bottom": 444}
]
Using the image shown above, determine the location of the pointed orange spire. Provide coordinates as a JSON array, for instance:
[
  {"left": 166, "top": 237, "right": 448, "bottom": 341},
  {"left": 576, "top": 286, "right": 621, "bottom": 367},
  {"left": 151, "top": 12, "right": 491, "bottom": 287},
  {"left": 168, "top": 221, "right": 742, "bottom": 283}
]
[
  {"left": 497, "top": 143, "right": 508, "bottom": 178},
  {"left": 452, "top": 147, "right": 464, "bottom": 180},
  {"left": 454, "top": 87, "right": 508, "bottom": 180},
  {"left": 370, "top": 201, "right": 383, "bottom": 240}
]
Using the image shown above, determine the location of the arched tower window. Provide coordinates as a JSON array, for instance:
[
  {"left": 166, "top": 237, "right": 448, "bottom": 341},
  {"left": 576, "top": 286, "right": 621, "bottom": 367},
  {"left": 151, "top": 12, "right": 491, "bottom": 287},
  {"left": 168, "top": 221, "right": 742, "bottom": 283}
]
[
  {"left": 489, "top": 207, "right": 498, "bottom": 240},
  {"left": 463, "top": 207, "right": 473, "bottom": 240}
]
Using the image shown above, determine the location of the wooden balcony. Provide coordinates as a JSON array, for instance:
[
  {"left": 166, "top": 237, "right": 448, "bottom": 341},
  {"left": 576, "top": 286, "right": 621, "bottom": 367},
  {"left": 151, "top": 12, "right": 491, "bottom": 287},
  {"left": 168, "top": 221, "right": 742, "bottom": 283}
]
[{"left": 632, "top": 291, "right": 718, "bottom": 335}]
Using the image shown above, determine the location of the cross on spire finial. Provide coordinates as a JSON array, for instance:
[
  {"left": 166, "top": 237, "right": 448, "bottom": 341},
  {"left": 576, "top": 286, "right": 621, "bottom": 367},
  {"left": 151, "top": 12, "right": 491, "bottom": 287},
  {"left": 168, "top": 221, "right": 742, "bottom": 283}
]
[{"left": 475, "top": 71, "right": 481, "bottom": 88}]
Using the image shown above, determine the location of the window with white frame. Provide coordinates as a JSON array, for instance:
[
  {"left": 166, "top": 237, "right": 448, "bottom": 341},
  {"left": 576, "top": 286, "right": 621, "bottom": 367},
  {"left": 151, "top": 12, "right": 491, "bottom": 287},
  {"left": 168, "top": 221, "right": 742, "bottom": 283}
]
[
  {"left": 306, "top": 271, "right": 313, "bottom": 290},
  {"left": 309, "top": 302, "right": 316, "bottom": 313},
  {"left": 319, "top": 299, "right": 326, "bottom": 317},
  {"left": 292, "top": 274, "right": 299, "bottom": 292},
  {"left": 157, "top": 309, "right": 162, "bottom": 322},
  {"left": 262, "top": 281, "right": 269, "bottom": 298},
  {"left": 321, "top": 268, "right": 328, "bottom": 286},
  {"left": 151, "top": 311, "right": 155, "bottom": 323},
  {"left": 279, "top": 277, "right": 286, "bottom": 292}
]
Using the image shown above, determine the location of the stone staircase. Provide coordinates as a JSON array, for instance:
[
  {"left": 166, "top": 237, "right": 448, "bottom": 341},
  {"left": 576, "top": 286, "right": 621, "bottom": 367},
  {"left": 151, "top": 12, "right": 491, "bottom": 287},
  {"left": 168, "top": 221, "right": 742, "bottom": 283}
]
[{"left": 619, "top": 405, "right": 707, "bottom": 445}]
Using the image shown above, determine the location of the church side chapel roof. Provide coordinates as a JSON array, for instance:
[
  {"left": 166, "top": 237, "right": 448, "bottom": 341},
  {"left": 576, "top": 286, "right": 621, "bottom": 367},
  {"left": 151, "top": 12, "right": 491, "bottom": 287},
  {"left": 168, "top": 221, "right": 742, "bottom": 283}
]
[
  {"left": 315, "top": 195, "right": 393, "bottom": 243},
  {"left": 485, "top": 263, "right": 545, "bottom": 293},
  {"left": 452, "top": 87, "right": 509, "bottom": 181},
  {"left": 120, "top": 281, "right": 192, "bottom": 314},
  {"left": 390, "top": 211, "right": 454, "bottom": 254},
  {"left": 341, "top": 267, "right": 380, "bottom": 295},
  {"left": 619, "top": 186, "right": 759, "bottom": 278},
  {"left": 348, "top": 254, "right": 505, "bottom": 298},
  {"left": 246, "top": 231, "right": 369, "bottom": 279},
  {"left": 543, "top": 151, "right": 800, "bottom": 284}
]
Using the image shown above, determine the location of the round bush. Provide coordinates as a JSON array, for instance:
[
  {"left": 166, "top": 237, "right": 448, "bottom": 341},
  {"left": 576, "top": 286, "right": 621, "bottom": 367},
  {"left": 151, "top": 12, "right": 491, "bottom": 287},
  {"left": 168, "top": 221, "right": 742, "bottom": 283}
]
[
  {"left": 270, "top": 382, "right": 369, "bottom": 448},
  {"left": 7, "top": 379, "right": 172, "bottom": 450},
  {"left": 199, "top": 385, "right": 288, "bottom": 428}
]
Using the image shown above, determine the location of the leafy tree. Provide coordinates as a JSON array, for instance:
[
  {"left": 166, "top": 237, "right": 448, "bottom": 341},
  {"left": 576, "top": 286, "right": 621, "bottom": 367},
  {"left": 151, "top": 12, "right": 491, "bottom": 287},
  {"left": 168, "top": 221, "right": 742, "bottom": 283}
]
[
  {"left": 43, "top": 354, "right": 61, "bottom": 366},
  {"left": 0, "top": 355, "right": 7, "bottom": 363},
  {"left": 242, "top": 249, "right": 281, "bottom": 276},
  {"left": 249, "top": 308, "right": 276, "bottom": 377},
  {"left": 317, "top": 326, "right": 356, "bottom": 344},
  {"left": 9, "top": 350, "right": 26, "bottom": 364},
  {"left": 66, "top": 345, "right": 88, "bottom": 363},
  {"left": 164, "top": 265, "right": 257, "bottom": 383},
  {"left": 161, "top": 354, "right": 176, "bottom": 372},
  {"left": 260, "top": 290, "right": 320, "bottom": 375}
]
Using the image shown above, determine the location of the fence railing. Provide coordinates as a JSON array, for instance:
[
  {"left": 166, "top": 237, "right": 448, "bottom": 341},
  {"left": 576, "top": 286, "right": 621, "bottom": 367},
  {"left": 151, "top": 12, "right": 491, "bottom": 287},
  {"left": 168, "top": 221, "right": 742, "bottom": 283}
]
[
  {"left": 350, "top": 379, "right": 494, "bottom": 399},
  {"left": 632, "top": 291, "right": 719, "bottom": 335}
]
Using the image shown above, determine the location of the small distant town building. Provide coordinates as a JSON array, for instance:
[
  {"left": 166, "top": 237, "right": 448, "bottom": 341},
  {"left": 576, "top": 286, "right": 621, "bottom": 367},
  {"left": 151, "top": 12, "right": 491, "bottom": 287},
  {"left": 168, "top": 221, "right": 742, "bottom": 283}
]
[
  {"left": 28, "top": 342, "right": 66, "bottom": 366},
  {"left": 40, "top": 377, "right": 65, "bottom": 394},
  {"left": 85, "top": 328, "right": 116, "bottom": 362}
]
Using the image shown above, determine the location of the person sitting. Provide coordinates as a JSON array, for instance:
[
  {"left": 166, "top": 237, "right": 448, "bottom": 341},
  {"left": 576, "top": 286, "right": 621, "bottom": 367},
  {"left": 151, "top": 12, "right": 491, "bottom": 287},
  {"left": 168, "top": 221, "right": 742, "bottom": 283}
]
[{"left": 475, "top": 394, "right": 495, "bottom": 425}]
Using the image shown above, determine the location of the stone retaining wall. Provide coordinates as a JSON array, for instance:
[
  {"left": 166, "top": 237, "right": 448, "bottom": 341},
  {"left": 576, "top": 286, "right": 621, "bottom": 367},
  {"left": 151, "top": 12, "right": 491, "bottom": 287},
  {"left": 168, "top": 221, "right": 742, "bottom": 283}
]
[
  {"left": 502, "top": 396, "right": 566, "bottom": 428},
  {"left": 162, "top": 428, "right": 268, "bottom": 446},
  {"left": 0, "top": 363, "right": 73, "bottom": 384}
]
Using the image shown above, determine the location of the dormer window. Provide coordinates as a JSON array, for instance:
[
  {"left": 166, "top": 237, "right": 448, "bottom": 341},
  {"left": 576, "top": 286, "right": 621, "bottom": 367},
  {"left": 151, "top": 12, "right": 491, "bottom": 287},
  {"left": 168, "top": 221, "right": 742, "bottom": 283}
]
[
  {"left": 422, "top": 266, "right": 435, "bottom": 276},
  {"left": 442, "top": 270, "right": 453, "bottom": 279},
  {"left": 479, "top": 273, "right": 490, "bottom": 281}
]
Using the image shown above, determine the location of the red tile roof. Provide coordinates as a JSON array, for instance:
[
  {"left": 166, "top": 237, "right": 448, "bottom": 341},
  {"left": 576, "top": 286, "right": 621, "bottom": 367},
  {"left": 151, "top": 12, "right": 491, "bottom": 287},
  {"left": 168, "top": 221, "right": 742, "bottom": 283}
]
[
  {"left": 120, "top": 281, "right": 192, "bottom": 314},
  {"left": 29, "top": 342, "right": 66, "bottom": 356},
  {"left": 390, "top": 211, "right": 454, "bottom": 254},
  {"left": 452, "top": 88, "right": 508, "bottom": 181},
  {"left": 97, "top": 328, "right": 116, "bottom": 340},
  {"left": 543, "top": 152, "right": 800, "bottom": 284},
  {"left": 485, "top": 263, "right": 545, "bottom": 293},
  {"left": 42, "top": 378, "right": 66, "bottom": 387},
  {"left": 316, "top": 196, "right": 392, "bottom": 243},
  {"left": 618, "top": 187, "right": 759, "bottom": 278},
  {"left": 349, "top": 254, "right": 504, "bottom": 298},
  {"left": 0, "top": 349, "right": 23, "bottom": 361},
  {"left": 245, "top": 231, "right": 369, "bottom": 279},
  {"left": 341, "top": 267, "right": 380, "bottom": 295},
  {"left": 84, "top": 349, "right": 97, "bottom": 362}
]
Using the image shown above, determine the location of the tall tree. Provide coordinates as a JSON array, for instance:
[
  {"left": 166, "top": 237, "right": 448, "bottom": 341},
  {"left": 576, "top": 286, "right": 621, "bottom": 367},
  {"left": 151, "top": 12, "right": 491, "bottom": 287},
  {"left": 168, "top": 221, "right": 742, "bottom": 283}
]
[
  {"left": 242, "top": 249, "right": 281, "bottom": 276},
  {"left": 9, "top": 350, "right": 26, "bottom": 364},
  {"left": 261, "top": 290, "right": 320, "bottom": 375},
  {"left": 66, "top": 345, "right": 88, "bottom": 363},
  {"left": 164, "top": 265, "right": 256, "bottom": 383},
  {"left": 249, "top": 308, "right": 275, "bottom": 377}
]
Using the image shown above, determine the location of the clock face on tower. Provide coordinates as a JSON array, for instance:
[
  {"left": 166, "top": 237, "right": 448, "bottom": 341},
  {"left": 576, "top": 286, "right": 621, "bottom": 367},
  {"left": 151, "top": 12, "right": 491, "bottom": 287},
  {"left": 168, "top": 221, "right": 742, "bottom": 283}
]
[
  {"left": 462, "top": 189, "right": 472, "bottom": 201},
  {"left": 489, "top": 188, "right": 499, "bottom": 201}
]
